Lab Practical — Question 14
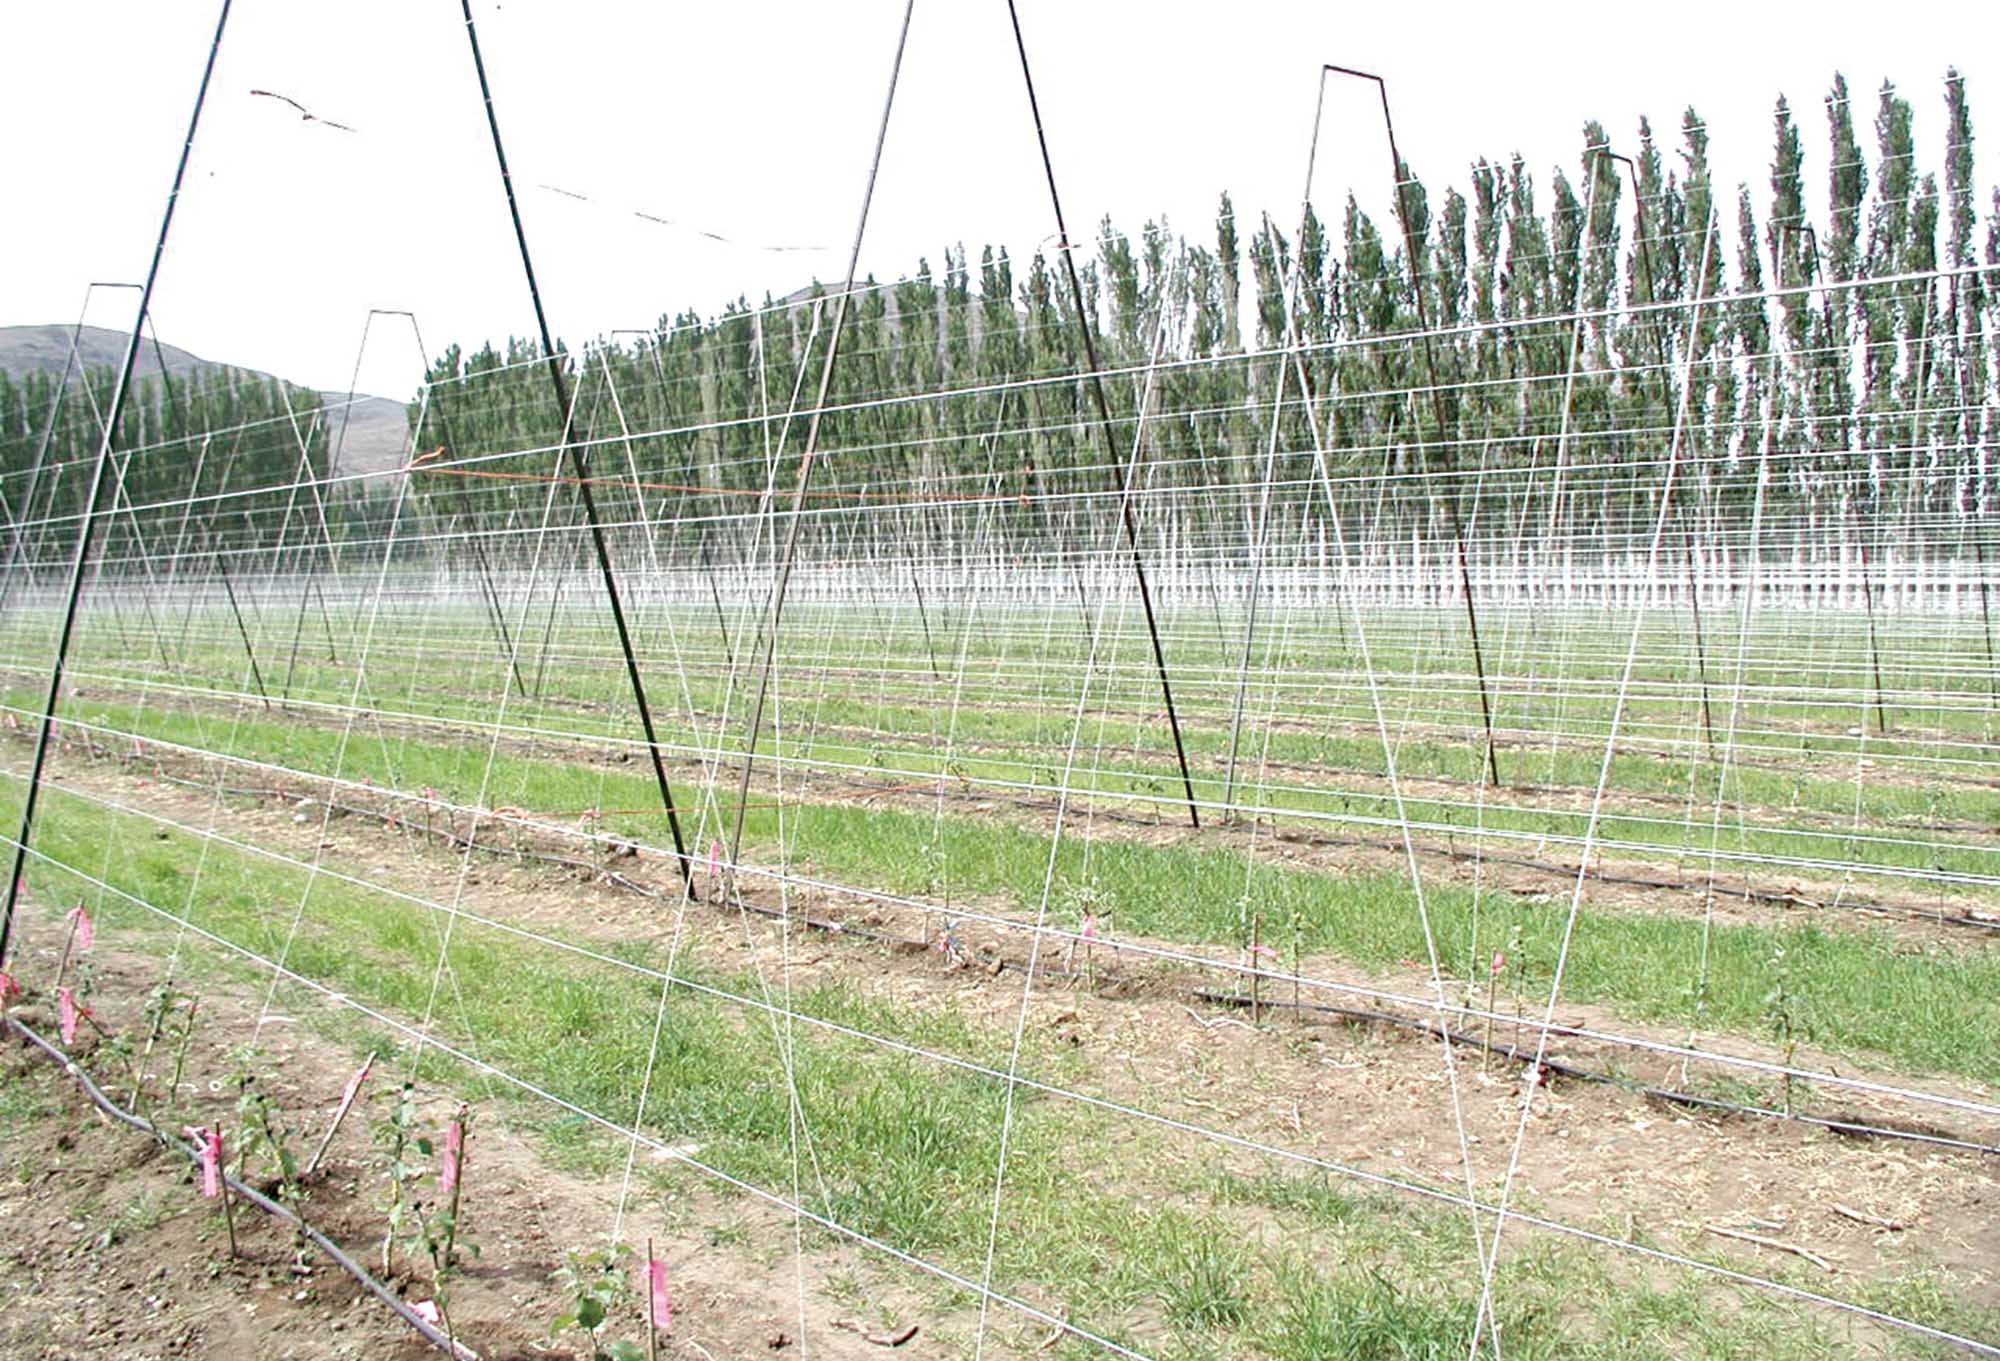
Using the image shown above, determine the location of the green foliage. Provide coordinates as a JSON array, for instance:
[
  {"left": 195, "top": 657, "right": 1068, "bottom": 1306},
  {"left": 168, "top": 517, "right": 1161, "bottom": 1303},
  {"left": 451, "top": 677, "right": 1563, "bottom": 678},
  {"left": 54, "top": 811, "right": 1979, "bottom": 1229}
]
[
  {"left": 229, "top": 1045, "right": 304, "bottom": 1214},
  {"left": 349, "top": 73, "right": 1986, "bottom": 554},
  {"left": 550, "top": 1243, "right": 646, "bottom": 1361}
]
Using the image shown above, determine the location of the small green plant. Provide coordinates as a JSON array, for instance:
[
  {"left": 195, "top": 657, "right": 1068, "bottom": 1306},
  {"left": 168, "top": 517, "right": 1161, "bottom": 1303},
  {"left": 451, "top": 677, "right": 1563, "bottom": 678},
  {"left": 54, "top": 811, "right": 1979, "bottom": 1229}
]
[
  {"left": 918, "top": 836, "right": 948, "bottom": 902},
  {"left": 375, "top": 1086, "right": 478, "bottom": 1350},
  {"left": 1482, "top": 944, "right": 1507, "bottom": 1067},
  {"left": 407, "top": 1107, "right": 477, "bottom": 1351},
  {"left": 1288, "top": 908, "right": 1305, "bottom": 1008},
  {"left": 91, "top": 1023, "right": 143, "bottom": 1105},
  {"left": 133, "top": 982, "right": 195, "bottom": 1115},
  {"left": 1059, "top": 871, "right": 1110, "bottom": 980},
  {"left": 550, "top": 1242, "right": 646, "bottom": 1361},
  {"left": 1502, "top": 921, "right": 1527, "bottom": 1051},
  {"left": 229, "top": 1047, "right": 305, "bottom": 1221},
  {"left": 1059, "top": 870, "right": 1109, "bottom": 929},
  {"left": 165, "top": 995, "right": 201, "bottom": 1120},
  {"left": 375, "top": 1081, "right": 424, "bottom": 1277},
  {"left": 1761, "top": 945, "right": 1812, "bottom": 1114}
]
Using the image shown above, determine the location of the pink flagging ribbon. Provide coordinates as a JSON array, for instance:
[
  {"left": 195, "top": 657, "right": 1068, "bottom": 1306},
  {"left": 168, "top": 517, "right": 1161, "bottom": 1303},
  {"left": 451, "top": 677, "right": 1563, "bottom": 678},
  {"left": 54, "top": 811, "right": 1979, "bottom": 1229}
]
[
  {"left": 707, "top": 838, "right": 721, "bottom": 883},
  {"left": 1490, "top": 950, "right": 1507, "bottom": 978},
  {"left": 0, "top": 971, "right": 20, "bottom": 1004},
  {"left": 1079, "top": 913, "right": 1098, "bottom": 942},
  {"left": 645, "top": 1257, "right": 673, "bottom": 1332},
  {"left": 184, "top": 1126, "right": 223, "bottom": 1197},
  {"left": 57, "top": 987, "right": 80, "bottom": 1044},
  {"left": 339, "top": 1054, "right": 375, "bottom": 1110},
  {"left": 439, "top": 1118, "right": 463, "bottom": 1197},
  {"left": 65, "top": 904, "right": 94, "bottom": 950}
]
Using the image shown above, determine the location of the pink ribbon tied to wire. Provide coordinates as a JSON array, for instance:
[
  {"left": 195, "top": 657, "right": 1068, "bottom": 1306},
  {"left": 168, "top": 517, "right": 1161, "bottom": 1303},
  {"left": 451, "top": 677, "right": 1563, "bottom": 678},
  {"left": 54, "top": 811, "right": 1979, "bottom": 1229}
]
[{"left": 183, "top": 1125, "right": 224, "bottom": 1198}]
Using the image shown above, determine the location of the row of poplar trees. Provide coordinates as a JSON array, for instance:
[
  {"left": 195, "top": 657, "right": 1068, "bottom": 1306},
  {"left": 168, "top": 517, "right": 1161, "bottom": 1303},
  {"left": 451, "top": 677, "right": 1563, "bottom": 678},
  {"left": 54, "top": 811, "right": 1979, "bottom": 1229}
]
[
  {"left": 3, "top": 73, "right": 1991, "bottom": 576},
  {"left": 0, "top": 363, "right": 332, "bottom": 572}
]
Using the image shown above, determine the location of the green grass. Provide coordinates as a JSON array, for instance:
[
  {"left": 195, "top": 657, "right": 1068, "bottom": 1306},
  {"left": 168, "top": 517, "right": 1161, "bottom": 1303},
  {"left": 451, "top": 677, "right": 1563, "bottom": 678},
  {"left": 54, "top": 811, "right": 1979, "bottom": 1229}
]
[
  {"left": 9, "top": 599, "right": 1999, "bottom": 871},
  {"left": 3, "top": 781, "right": 1993, "bottom": 1356},
  {"left": 7, "top": 671, "right": 1999, "bottom": 1088},
  {"left": 3, "top": 601, "right": 1997, "bottom": 1355}
]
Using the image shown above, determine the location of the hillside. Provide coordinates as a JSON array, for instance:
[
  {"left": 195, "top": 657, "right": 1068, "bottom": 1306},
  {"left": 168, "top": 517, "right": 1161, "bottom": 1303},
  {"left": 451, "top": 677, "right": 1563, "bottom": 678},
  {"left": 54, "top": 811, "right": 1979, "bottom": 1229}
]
[{"left": 0, "top": 324, "right": 410, "bottom": 482}]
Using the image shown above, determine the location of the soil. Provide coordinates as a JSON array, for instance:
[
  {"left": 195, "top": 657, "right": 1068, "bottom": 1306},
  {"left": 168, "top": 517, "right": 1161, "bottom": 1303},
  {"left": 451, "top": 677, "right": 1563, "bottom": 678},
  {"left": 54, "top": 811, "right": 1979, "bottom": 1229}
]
[
  {"left": 2, "top": 711, "right": 1996, "bottom": 1358},
  {"left": 0, "top": 958, "right": 953, "bottom": 1361},
  {"left": 20, "top": 699, "right": 2000, "bottom": 949}
]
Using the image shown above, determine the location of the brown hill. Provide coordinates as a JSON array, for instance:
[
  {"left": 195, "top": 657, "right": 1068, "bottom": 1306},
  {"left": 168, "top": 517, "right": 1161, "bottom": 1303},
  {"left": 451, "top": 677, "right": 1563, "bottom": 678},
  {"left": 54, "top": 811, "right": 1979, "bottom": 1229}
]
[{"left": 0, "top": 325, "right": 410, "bottom": 482}]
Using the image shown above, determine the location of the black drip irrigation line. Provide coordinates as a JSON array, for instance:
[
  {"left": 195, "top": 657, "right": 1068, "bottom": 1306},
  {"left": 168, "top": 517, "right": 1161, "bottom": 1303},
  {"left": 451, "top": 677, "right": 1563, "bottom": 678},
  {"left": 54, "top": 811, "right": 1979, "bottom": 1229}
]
[
  {"left": 1265, "top": 823, "right": 2000, "bottom": 935},
  {"left": 633, "top": 868, "right": 2000, "bottom": 1157},
  {"left": 459, "top": 0, "right": 695, "bottom": 898},
  {"left": 3, "top": 1013, "right": 462, "bottom": 1358},
  {"left": 43, "top": 742, "right": 2000, "bottom": 1157},
  {"left": 34, "top": 716, "right": 2000, "bottom": 940},
  {"left": 1006, "top": 0, "right": 1201, "bottom": 829},
  {"left": 1186, "top": 987, "right": 2000, "bottom": 1158}
]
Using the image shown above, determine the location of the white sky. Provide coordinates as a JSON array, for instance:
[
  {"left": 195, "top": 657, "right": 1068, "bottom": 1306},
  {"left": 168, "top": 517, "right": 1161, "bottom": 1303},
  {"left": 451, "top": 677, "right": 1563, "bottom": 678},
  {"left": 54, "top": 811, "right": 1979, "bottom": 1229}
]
[{"left": 4, "top": 1, "right": 1994, "bottom": 400}]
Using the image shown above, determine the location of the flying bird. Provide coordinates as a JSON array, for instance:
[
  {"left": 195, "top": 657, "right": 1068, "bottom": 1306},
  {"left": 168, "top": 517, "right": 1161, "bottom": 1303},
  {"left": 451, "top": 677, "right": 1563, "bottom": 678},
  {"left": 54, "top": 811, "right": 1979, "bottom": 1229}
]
[{"left": 249, "top": 89, "right": 356, "bottom": 134}]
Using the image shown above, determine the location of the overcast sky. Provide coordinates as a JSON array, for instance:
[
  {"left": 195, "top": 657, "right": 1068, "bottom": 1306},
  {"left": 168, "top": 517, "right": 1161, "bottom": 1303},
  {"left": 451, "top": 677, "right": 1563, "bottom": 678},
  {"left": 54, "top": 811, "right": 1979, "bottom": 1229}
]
[{"left": 5, "top": 1, "right": 1993, "bottom": 401}]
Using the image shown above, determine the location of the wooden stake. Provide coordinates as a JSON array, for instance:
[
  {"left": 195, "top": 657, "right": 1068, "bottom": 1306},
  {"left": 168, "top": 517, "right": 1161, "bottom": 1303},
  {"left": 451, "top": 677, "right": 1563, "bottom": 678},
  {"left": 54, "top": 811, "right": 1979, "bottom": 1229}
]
[
  {"left": 1249, "top": 913, "right": 1262, "bottom": 1026},
  {"left": 168, "top": 997, "right": 198, "bottom": 1113},
  {"left": 217, "top": 1123, "right": 239, "bottom": 1259},
  {"left": 51, "top": 910, "right": 81, "bottom": 992},
  {"left": 1701, "top": 1221, "right": 1833, "bottom": 1272},
  {"left": 305, "top": 1051, "right": 375, "bottom": 1176},
  {"left": 646, "top": 1237, "right": 659, "bottom": 1361}
]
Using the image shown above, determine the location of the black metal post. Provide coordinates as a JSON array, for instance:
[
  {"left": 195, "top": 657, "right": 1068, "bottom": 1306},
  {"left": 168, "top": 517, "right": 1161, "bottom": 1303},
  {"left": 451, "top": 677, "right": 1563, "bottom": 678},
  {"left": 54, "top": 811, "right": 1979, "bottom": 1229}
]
[
  {"left": 1599, "top": 148, "right": 1718, "bottom": 757},
  {"left": 214, "top": 551, "right": 270, "bottom": 708},
  {"left": 0, "top": 0, "right": 232, "bottom": 971},
  {"left": 458, "top": 0, "right": 696, "bottom": 896},
  {"left": 1006, "top": 0, "right": 1202, "bottom": 827},
  {"left": 722, "top": 0, "right": 918, "bottom": 884},
  {"left": 1325, "top": 65, "right": 1504, "bottom": 788}
]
